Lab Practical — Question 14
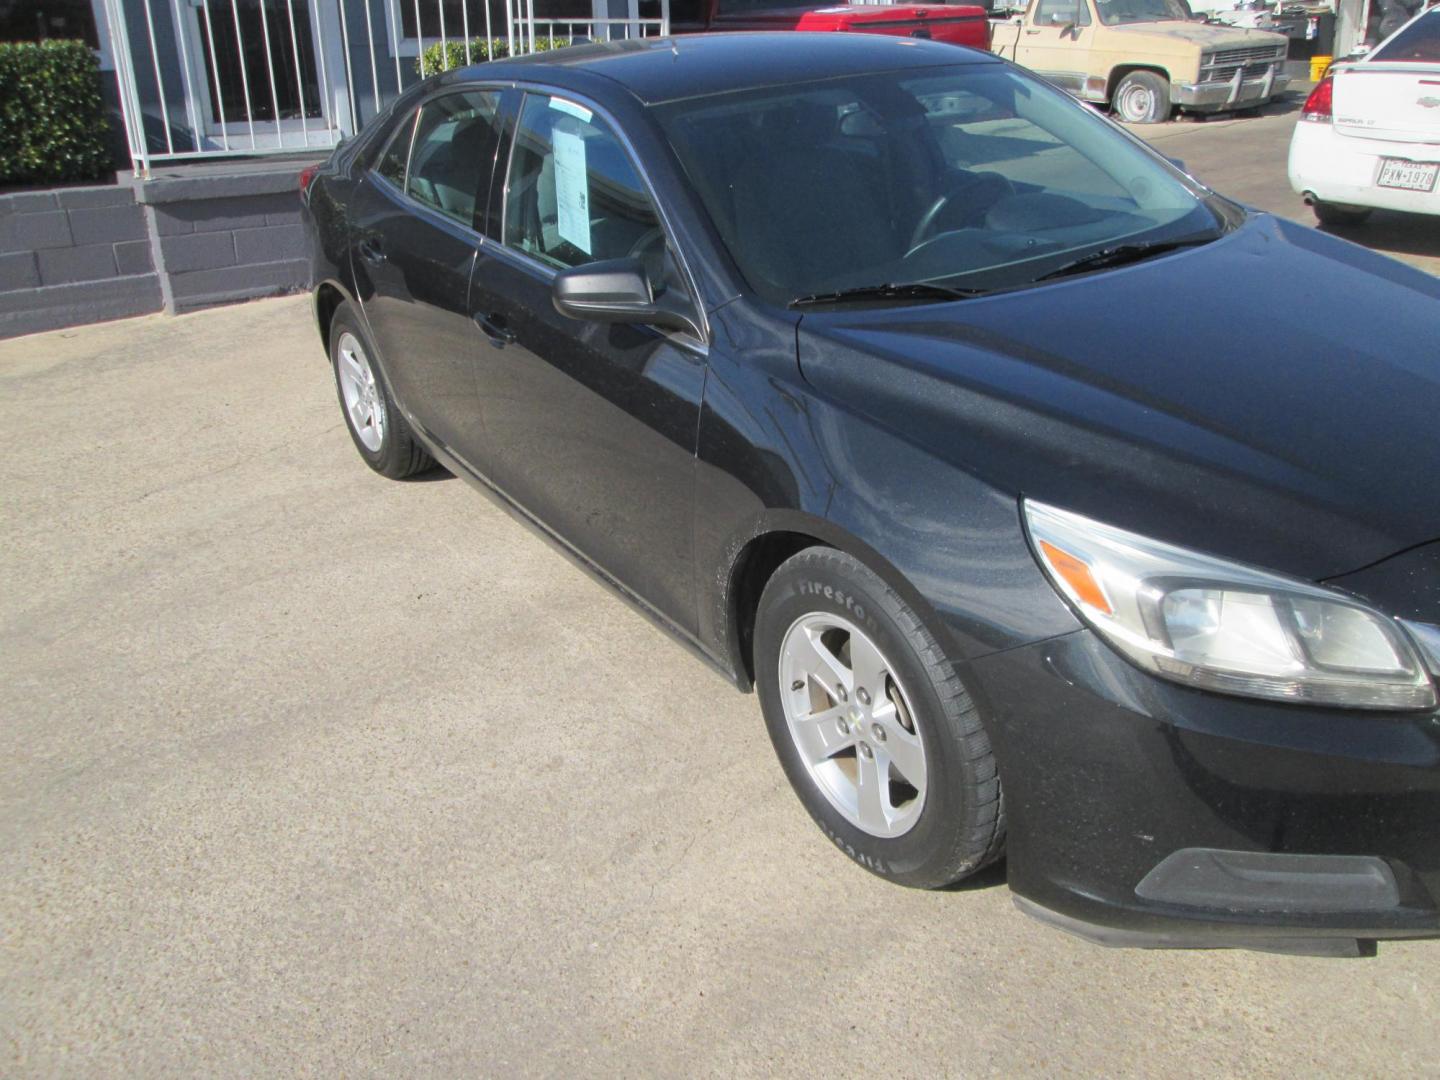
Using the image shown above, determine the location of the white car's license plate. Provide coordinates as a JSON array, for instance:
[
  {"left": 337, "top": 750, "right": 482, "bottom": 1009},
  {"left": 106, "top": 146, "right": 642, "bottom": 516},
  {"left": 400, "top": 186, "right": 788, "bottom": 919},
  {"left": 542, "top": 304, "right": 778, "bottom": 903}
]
[{"left": 1376, "top": 158, "right": 1439, "bottom": 193}]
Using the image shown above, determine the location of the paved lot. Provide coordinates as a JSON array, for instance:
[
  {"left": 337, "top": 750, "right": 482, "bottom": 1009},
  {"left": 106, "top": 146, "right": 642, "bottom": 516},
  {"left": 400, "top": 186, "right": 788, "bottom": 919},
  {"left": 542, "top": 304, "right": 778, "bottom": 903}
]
[{"left": 4, "top": 114, "right": 1440, "bottom": 1076}]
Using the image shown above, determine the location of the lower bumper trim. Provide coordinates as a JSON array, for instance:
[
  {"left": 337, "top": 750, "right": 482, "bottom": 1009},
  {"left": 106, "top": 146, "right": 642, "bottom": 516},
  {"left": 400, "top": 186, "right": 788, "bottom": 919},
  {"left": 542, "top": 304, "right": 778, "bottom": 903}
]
[
  {"left": 1134, "top": 848, "right": 1400, "bottom": 914},
  {"left": 1013, "top": 896, "right": 1370, "bottom": 957}
]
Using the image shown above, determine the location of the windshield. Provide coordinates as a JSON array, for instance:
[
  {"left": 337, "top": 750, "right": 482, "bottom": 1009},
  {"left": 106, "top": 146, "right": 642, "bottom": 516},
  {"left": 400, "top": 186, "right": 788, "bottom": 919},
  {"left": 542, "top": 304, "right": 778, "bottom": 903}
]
[
  {"left": 654, "top": 64, "right": 1223, "bottom": 305},
  {"left": 1094, "top": 0, "right": 1191, "bottom": 26}
]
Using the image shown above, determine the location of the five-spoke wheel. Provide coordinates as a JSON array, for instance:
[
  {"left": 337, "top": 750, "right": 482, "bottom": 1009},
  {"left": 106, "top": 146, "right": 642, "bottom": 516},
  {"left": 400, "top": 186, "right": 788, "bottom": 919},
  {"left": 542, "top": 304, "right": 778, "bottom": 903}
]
[
  {"left": 780, "top": 614, "right": 927, "bottom": 838},
  {"left": 755, "top": 547, "right": 1006, "bottom": 888},
  {"left": 328, "top": 300, "right": 435, "bottom": 479}
]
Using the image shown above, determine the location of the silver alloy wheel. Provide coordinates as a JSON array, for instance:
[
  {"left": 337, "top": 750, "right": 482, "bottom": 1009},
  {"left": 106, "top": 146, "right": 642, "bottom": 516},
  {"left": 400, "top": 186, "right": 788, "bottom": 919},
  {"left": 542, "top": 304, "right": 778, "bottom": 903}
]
[
  {"left": 336, "top": 331, "right": 385, "bottom": 453},
  {"left": 1118, "top": 82, "right": 1155, "bottom": 122},
  {"left": 779, "top": 613, "right": 928, "bottom": 838}
]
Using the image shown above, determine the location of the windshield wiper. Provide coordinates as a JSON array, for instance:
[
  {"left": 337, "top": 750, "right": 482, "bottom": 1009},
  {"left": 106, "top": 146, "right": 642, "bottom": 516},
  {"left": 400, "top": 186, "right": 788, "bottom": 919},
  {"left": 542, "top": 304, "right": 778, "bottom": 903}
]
[
  {"left": 1033, "top": 237, "right": 1216, "bottom": 283},
  {"left": 789, "top": 281, "right": 989, "bottom": 309}
]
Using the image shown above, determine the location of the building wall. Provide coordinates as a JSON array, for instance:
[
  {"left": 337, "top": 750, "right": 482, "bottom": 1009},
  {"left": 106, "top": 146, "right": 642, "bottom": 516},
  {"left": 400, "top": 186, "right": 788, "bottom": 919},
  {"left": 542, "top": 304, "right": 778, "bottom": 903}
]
[
  {"left": 138, "top": 162, "right": 314, "bottom": 314},
  {"left": 0, "top": 184, "right": 163, "bottom": 338},
  {"left": 0, "top": 160, "right": 316, "bottom": 338}
]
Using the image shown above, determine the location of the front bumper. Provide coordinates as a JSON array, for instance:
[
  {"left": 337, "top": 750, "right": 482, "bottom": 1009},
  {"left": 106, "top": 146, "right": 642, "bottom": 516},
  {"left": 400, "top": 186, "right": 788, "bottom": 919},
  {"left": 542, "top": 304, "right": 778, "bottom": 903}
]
[
  {"left": 1172, "top": 67, "right": 1289, "bottom": 112},
  {"left": 967, "top": 630, "right": 1440, "bottom": 954}
]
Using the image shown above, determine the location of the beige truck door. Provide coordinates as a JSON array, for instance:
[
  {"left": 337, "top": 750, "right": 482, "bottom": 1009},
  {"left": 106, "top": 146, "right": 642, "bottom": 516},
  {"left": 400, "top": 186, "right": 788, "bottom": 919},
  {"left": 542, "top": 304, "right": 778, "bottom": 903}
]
[{"left": 1014, "top": 0, "right": 1098, "bottom": 97}]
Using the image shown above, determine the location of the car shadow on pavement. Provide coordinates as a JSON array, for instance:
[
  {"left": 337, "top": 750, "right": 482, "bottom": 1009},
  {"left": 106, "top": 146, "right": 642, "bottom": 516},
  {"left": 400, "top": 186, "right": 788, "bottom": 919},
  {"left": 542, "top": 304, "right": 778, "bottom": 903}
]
[
  {"left": 405, "top": 465, "right": 455, "bottom": 482},
  {"left": 1319, "top": 213, "right": 1440, "bottom": 263}
]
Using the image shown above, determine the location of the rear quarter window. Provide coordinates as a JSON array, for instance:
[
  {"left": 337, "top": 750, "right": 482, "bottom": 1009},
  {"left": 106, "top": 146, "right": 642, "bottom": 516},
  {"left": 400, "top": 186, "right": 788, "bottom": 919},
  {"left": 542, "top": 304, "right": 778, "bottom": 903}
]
[{"left": 1374, "top": 11, "right": 1440, "bottom": 62}]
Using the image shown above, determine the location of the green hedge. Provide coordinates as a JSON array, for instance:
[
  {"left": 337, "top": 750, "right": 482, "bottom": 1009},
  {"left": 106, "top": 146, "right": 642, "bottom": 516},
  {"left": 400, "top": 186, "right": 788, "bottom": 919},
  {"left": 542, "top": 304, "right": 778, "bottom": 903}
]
[
  {"left": 417, "top": 37, "right": 567, "bottom": 78},
  {"left": 0, "top": 40, "right": 110, "bottom": 185}
]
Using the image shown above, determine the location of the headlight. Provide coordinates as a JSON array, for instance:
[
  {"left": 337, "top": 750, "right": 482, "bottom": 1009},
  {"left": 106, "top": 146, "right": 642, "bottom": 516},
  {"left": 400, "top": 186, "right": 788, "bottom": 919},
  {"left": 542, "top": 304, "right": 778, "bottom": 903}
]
[{"left": 1024, "top": 501, "right": 1436, "bottom": 711}]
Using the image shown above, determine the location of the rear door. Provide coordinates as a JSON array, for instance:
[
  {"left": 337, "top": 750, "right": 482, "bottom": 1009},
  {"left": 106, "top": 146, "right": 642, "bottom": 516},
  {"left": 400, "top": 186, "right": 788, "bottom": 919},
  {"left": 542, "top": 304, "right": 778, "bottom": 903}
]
[
  {"left": 349, "top": 89, "right": 506, "bottom": 463},
  {"left": 467, "top": 90, "right": 708, "bottom": 631},
  {"left": 1334, "top": 12, "right": 1440, "bottom": 145}
]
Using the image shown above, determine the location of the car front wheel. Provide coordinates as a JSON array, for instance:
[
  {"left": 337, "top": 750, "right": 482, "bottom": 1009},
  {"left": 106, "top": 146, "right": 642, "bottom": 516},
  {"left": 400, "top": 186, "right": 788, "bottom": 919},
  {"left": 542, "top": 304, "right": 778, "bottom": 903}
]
[
  {"left": 1113, "top": 71, "right": 1171, "bottom": 124},
  {"left": 753, "top": 547, "right": 1005, "bottom": 889}
]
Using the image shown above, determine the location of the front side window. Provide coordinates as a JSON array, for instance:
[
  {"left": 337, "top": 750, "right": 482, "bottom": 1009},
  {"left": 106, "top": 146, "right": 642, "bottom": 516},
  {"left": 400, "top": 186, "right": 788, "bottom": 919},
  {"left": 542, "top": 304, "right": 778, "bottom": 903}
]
[
  {"left": 502, "top": 94, "right": 664, "bottom": 272},
  {"left": 405, "top": 90, "right": 503, "bottom": 229},
  {"left": 656, "top": 64, "right": 1222, "bottom": 304},
  {"left": 1373, "top": 10, "right": 1440, "bottom": 61}
]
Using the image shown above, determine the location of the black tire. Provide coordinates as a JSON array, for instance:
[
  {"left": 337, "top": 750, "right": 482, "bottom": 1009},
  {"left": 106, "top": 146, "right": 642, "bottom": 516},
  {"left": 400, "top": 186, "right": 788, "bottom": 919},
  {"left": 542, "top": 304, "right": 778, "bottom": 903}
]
[
  {"left": 1311, "top": 200, "right": 1373, "bottom": 228},
  {"left": 1112, "top": 71, "right": 1171, "bottom": 124},
  {"left": 328, "top": 302, "right": 435, "bottom": 480},
  {"left": 753, "top": 547, "right": 1005, "bottom": 889}
]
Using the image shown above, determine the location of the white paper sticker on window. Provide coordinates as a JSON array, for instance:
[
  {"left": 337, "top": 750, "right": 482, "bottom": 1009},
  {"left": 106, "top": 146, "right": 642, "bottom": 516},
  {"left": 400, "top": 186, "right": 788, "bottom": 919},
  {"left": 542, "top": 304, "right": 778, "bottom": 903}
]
[{"left": 552, "top": 127, "right": 591, "bottom": 255}]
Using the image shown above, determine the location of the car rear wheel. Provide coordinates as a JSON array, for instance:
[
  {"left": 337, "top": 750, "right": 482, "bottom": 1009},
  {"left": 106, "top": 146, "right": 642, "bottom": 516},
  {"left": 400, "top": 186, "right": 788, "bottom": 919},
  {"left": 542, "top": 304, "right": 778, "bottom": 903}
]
[
  {"left": 1311, "top": 200, "right": 1373, "bottom": 228},
  {"left": 1113, "top": 71, "right": 1171, "bottom": 124},
  {"left": 753, "top": 547, "right": 1005, "bottom": 888},
  {"left": 329, "top": 302, "right": 435, "bottom": 479}
]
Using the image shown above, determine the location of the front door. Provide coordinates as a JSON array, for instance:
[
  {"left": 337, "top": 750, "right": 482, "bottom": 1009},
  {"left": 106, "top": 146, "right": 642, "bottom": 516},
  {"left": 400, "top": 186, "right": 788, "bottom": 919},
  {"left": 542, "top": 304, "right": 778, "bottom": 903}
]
[
  {"left": 1015, "top": 0, "right": 1098, "bottom": 96},
  {"left": 468, "top": 91, "right": 707, "bottom": 631},
  {"left": 349, "top": 89, "right": 506, "bottom": 461}
]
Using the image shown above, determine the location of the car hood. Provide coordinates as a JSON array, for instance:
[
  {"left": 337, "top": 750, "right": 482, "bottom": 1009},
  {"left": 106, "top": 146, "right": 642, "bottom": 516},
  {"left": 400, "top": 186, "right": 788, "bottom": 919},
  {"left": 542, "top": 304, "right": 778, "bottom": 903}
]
[
  {"left": 1106, "top": 20, "right": 1288, "bottom": 50},
  {"left": 796, "top": 213, "right": 1440, "bottom": 582}
]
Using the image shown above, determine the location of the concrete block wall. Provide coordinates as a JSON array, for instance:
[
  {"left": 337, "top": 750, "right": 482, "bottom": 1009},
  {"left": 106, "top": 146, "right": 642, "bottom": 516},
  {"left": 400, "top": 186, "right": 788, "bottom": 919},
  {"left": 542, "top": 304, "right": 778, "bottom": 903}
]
[
  {"left": 138, "top": 163, "right": 315, "bottom": 314},
  {"left": 0, "top": 185, "right": 163, "bottom": 338},
  {"left": 1, "top": 158, "right": 320, "bottom": 338}
]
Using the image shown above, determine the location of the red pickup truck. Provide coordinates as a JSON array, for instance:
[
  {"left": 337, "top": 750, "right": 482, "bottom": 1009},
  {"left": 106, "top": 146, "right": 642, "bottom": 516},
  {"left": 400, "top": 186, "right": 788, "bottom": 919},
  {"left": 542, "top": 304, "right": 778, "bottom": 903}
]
[{"left": 667, "top": 0, "right": 993, "bottom": 49}]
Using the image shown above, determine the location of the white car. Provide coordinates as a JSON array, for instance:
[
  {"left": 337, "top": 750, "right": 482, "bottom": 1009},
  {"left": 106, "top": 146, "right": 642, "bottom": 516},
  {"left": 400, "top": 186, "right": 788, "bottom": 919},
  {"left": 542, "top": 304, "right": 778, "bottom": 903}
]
[{"left": 1288, "top": 5, "right": 1440, "bottom": 226}]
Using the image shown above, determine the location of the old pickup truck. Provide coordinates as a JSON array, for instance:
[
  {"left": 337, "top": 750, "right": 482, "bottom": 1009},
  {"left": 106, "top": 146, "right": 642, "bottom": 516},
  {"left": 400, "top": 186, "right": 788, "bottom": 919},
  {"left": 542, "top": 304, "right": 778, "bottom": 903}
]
[
  {"left": 668, "top": 0, "right": 992, "bottom": 48},
  {"left": 990, "top": 0, "right": 1290, "bottom": 122}
]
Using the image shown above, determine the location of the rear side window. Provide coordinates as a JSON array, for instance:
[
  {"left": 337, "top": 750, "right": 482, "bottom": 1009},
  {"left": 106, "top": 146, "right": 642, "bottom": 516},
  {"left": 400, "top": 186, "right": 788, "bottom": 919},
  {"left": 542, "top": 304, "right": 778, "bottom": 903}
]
[
  {"left": 502, "top": 94, "right": 663, "bottom": 272},
  {"left": 374, "top": 110, "right": 416, "bottom": 188},
  {"left": 1373, "top": 10, "right": 1440, "bottom": 62},
  {"left": 405, "top": 90, "right": 504, "bottom": 230}
]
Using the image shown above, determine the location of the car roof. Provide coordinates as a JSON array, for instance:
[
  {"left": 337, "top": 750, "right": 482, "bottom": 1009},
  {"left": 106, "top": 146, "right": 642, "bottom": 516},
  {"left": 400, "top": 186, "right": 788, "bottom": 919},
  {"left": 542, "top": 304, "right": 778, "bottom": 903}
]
[{"left": 458, "top": 32, "right": 1000, "bottom": 105}]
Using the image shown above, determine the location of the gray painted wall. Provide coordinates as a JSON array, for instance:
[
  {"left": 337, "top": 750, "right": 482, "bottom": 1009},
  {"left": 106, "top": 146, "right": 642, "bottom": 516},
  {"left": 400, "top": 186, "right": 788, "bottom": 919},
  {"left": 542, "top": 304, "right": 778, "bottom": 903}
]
[
  {"left": 1, "top": 160, "right": 318, "bottom": 338},
  {"left": 0, "top": 184, "right": 163, "bottom": 338}
]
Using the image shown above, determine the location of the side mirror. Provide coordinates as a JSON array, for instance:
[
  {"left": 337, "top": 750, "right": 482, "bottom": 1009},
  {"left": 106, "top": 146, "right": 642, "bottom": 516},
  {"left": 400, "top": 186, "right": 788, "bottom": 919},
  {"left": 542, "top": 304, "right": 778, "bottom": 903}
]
[{"left": 551, "top": 257, "right": 701, "bottom": 338}]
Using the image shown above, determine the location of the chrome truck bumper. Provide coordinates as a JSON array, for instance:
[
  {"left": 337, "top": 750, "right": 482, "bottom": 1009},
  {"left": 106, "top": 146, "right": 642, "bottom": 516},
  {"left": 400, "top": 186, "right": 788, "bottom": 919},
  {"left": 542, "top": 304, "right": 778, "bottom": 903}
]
[{"left": 1173, "top": 65, "right": 1289, "bottom": 112}]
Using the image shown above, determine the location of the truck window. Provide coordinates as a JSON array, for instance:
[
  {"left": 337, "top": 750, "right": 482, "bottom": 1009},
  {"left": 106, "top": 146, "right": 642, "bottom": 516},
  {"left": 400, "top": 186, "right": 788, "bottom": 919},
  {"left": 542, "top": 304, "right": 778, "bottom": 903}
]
[
  {"left": 1033, "top": 0, "right": 1091, "bottom": 26},
  {"left": 1094, "top": 0, "right": 1189, "bottom": 24}
]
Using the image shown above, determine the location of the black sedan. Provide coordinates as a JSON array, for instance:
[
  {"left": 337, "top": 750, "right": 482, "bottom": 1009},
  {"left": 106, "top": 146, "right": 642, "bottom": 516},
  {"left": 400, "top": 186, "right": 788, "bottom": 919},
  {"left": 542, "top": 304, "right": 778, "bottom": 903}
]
[{"left": 302, "top": 33, "right": 1440, "bottom": 955}]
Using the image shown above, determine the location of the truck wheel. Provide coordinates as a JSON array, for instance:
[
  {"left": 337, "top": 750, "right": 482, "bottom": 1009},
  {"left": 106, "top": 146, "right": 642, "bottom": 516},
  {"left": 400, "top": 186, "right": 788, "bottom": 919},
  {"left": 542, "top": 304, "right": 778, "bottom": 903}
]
[{"left": 1113, "top": 71, "right": 1170, "bottom": 124}]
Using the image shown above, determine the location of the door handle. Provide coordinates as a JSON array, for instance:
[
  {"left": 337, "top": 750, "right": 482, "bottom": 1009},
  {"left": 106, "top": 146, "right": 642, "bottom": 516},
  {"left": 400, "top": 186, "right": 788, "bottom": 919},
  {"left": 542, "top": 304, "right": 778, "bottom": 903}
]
[
  {"left": 474, "top": 311, "right": 517, "bottom": 348},
  {"left": 358, "top": 237, "right": 387, "bottom": 265},
  {"left": 1024, "top": 27, "right": 1043, "bottom": 33}
]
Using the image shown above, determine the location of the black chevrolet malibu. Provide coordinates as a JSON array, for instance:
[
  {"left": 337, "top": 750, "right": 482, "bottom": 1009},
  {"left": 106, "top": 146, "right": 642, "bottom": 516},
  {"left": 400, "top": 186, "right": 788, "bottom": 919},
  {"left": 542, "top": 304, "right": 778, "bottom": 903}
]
[{"left": 302, "top": 33, "right": 1440, "bottom": 954}]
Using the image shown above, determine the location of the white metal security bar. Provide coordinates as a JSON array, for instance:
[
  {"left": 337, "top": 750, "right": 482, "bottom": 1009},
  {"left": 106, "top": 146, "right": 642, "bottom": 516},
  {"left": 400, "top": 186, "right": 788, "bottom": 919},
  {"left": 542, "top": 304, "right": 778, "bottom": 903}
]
[{"left": 103, "top": 0, "right": 670, "bottom": 177}]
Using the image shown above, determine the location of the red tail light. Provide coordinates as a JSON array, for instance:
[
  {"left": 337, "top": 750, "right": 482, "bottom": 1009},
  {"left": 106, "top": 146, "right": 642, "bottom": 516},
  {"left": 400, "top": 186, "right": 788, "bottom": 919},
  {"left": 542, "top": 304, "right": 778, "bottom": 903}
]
[
  {"left": 1301, "top": 75, "right": 1334, "bottom": 122},
  {"left": 298, "top": 163, "right": 320, "bottom": 199}
]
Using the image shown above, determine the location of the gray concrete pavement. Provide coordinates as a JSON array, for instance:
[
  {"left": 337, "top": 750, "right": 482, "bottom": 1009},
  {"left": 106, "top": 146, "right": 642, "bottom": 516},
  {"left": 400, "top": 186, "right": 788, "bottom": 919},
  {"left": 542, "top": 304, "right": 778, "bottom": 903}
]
[{"left": 4, "top": 130, "right": 1440, "bottom": 1075}]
